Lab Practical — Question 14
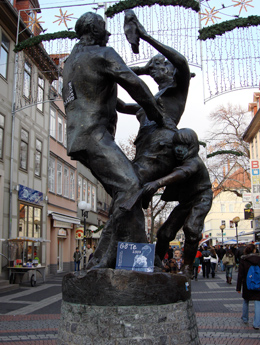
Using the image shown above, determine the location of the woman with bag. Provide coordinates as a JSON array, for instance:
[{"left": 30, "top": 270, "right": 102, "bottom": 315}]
[
  {"left": 210, "top": 248, "right": 218, "bottom": 278},
  {"left": 236, "top": 244, "right": 260, "bottom": 329},
  {"left": 222, "top": 249, "right": 236, "bottom": 284}
]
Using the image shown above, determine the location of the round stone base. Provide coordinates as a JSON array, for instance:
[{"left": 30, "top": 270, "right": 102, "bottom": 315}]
[
  {"left": 58, "top": 269, "right": 201, "bottom": 344},
  {"left": 58, "top": 298, "right": 200, "bottom": 345}
]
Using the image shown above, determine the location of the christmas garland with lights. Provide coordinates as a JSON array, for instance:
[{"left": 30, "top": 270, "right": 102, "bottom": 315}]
[
  {"left": 14, "top": 31, "right": 77, "bottom": 53},
  {"left": 207, "top": 150, "right": 244, "bottom": 159},
  {"left": 198, "top": 15, "right": 260, "bottom": 41},
  {"left": 105, "top": 0, "right": 200, "bottom": 18}
]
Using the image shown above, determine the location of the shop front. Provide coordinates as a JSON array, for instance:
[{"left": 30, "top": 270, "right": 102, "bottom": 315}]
[{"left": 48, "top": 212, "right": 80, "bottom": 274}]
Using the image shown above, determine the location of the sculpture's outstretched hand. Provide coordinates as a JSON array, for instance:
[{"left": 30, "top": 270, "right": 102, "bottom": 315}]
[{"left": 143, "top": 181, "right": 160, "bottom": 196}]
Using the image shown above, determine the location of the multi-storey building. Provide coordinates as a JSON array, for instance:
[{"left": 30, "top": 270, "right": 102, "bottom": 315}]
[
  {"left": 243, "top": 91, "right": 260, "bottom": 243},
  {"left": 204, "top": 167, "right": 253, "bottom": 246},
  {"left": 0, "top": 0, "right": 111, "bottom": 279},
  {"left": 0, "top": 0, "right": 59, "bottom": 278}
]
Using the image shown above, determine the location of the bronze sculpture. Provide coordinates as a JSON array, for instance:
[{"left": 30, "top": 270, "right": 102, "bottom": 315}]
[{"left": 62, "top": 11, "right": 212, "bottom": 275}]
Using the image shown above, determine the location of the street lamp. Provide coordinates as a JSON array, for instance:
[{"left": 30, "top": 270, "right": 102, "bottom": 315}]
[
  {"left": 232, "top": 216, "right": 240, "bottom": 247},
  {"left": 78, "top": 201, "right": 91, "bottom": 270},
  {"left": 220, "top": 224, "right": 225, "bottom": 245}
]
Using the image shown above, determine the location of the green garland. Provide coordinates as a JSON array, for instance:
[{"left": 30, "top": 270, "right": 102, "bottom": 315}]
[
  {"left": 199, "top": 140, "right": 206, "bottom": 148},
  {"left": 105, "top": 0, "right": 200, "bottom": 18},
  {"left": 207, "top": 150, "right": 244, "bottom": 159},
  {"left": 14, "top": 31, "right": 77, "bottom": 53},
  {"left": 198, "top": 15, "right": 260, "bottom": 41}
]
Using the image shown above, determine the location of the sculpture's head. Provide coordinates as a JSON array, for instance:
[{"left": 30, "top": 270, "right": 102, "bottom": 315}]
[
  {"left": 172, "top": 128, "right": 199, "bottom": 161},
  {"left": 75, "top": 12, "right": 111, "bottom": 46},
  {"left": 148, "top": 54, "right": 177, "bottom": 87}
]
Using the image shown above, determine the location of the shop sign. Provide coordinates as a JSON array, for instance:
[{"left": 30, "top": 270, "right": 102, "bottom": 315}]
[
  {"left": 58, "top": 228, "right": 67, "bottom": 237},
  {"left": 244, "top": 208, "right": 254, "bottom": 220},
  {"left": 250, "top": 160, "right": 260, "bottom": 209},
  {"left": 242, "top": 192, "right": 252, "bottom": 202},
  {"left": 75, "top": 228, "right": 84, "bottom": 239},
  {"left": 53, "top": 220, "right": 73, "bottom": 229},
  {"left": 18, "top": 185, "right": 43, "bottom": 205}
]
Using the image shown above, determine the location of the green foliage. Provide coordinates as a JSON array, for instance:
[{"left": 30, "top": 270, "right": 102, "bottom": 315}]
[
  {"left": 105, "top": 0, "right": 200, "bottom": 18},
  {"left": 207, "top": 150, "right": 244, "bottom": 159},
  {"left": 198, "top": 15, "right": 260, "bottom": 41},
  {"left": 14, "top": 31, "right": 77, "bottom": 53}
]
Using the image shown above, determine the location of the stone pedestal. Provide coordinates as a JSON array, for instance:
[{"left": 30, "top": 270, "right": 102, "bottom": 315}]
[{"left": 57, "top": 269, "right": 201, "bottom": 345}]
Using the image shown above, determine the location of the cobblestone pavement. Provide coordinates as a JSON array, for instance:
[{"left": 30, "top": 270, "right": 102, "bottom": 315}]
[{"left": 0, "top": 270, "right": 259, "bottom": 344}]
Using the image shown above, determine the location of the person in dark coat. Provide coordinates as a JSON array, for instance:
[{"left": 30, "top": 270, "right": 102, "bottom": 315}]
[
  {"left": 236, "top": 243, "right": 260, "bottom": 329},
  {"left": 216, "top": 245, "right": 226, "bottom": 271}
]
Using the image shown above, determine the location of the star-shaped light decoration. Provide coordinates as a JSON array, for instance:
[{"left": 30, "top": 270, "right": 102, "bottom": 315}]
[
  {"left": 200, "top": 7, "right": 221, "bottom": 25},
  {"left": 232, "top": 0, "right": 254, "bottom": 15},
  {"left": 25, "top": 13, "right": 45, "bottom": 32},
  {"left": 53, "top": 9, "right": 74, "bottom": 29}
]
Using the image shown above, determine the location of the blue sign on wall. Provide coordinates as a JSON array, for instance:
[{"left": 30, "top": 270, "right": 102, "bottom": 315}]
[
  {"left": 116, "top": 242, "right": 155, "bottom": 272},
  {"left": 18, "top": 185, "right": 43, "bottom": 206}
]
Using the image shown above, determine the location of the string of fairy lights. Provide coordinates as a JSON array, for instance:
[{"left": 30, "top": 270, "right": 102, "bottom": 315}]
[{"left": 13, "top": 0, "right": 260, "bottom": 108}]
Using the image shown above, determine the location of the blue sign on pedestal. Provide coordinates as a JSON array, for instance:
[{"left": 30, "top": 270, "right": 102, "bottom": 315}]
[{"left": 116, "top": 242, "right": 155, "bottom": 272}]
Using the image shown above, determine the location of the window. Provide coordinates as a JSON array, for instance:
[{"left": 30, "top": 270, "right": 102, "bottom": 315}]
[
  {"left": 48, "top": 157, "right": 55, "bottom": 192},
  {"left": 221, "top": 204, "right": 226, "bottom": 213},
  {"left": 78, "top": 175, "right": 82, "bottom": 201},
  {"left": 64, "top": 167, "right": 69, "bottom": 197},
  {"left": 0, "top": 114, "right": 4, "bottom": 159},
  {"left": 57, "top": 162, "right": 62, "bottom": 195},
  {"left": 23, "top": 62, "right": 31, "bottom": 99},
  {"left": 87, "top": 184, "right": 91, "bottom": 204},
  {"left": 37, "top": 75, "right": 44, "bottom": 112},
  {"left": 91, "top": 185, "right": 96, "bottom": 211},
  {"left": 35, "top": 139, "right": 42, "bottom": 177},
  {"left": 230, "top": 220, "right": 234, "bottom": 228},
  {"left": 64, "top": 122, "right": 67, "bottom": 148},
  {"left": 83, "top": 179, "right": 87, "bottom": 201},
  {"left": 229, "top": 204, "right": 234, "bottom": 212},
  {"left": 58, "top": 115, "right": 63, "bottom": 143},
  {"left": 70, "top": 171, "right": 75, "bottom": 199},
  {"left": 50, "top": 107, "right": 56, "bottom": 139},
  {"left": 20, "top": 128, "right": 29, "bottom": 170},
  {"left": 19, "top": 203, "right": 42, "bottom": 262},
  {"left": 0, "top": 32, "right": 10, "bottom": 79},
  {"left": 221, "top": 220, "right": 226, "bottom": 227}
]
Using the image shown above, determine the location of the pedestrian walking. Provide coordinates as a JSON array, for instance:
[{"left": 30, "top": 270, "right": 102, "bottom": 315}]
[
  {"left": 222, "top": 249, "right": 236, "bottom": 284},
  {"left": 86, "top": 244, "right": 93, "bottom": 262},
  {"left": 201, "top": 245, "right": 211, "bottom": 278},
  {"left": 73, "top": 247, "right": 82, "bottom": 271},
  {"left": 210, "top": 248, "right": 218, "bottom": 278},
  {"left": 192, "top": 249, "right": 202, "bottom": 281},
  {"left": 217, "top": 245, "right": 226, "bottom": 271},
  {"left": 236, "top": 243, "right": 260, "bottom": 330}
]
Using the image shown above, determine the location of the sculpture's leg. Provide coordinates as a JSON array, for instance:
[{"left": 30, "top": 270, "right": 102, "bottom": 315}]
[
  {"left": 182, "top": 194, "right": 213, "bottom": 276},
  {"left": 155, "top": 205, "right": 187, "bottom": 261},
  {"left": 75, "top": 132, "right": 146, "bottom": 269}
]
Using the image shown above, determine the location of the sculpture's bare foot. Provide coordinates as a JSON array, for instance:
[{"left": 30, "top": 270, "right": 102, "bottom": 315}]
[
  {"left": 183, "top": 265, "right": 193, "bottom": 279},
  {"left": 154, "top": 254, "right": 164, "bottom": 269},
  {"left": 86, "top": 257, "right": 100, "bottom": 270}
]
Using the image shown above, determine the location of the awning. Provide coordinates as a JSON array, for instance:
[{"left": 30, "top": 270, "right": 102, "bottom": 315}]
[
  {"left": 8, "top": 237, "right": 50, "bottom": 242},
  {"left": 48, "top": 211, "right": 81, "bottom": 225},
  {"left": 88, "top": 225, "right": 98, "bottom": 231},
  {"left": 199, "top": 238, "right": 210, "bottom": 246}
]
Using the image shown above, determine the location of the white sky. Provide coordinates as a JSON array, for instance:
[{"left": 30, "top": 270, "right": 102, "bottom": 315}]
[{"left": 36, "top": 0, "right": 260, "bottom": 143}]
